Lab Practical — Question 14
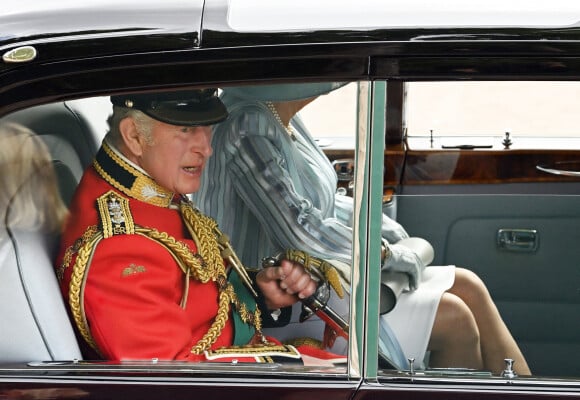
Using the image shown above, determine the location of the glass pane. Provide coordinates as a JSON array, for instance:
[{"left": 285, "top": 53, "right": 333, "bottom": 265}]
[
  {"left": 378, "top": 79, "right": 580, "bottom": 384},
  {"left": 377, "top": 192, "right": 580, "bottom": 381},
  {"left": 405, "top": 81, "right": 580, "bottom": 149},
  {"left": 0, "top": 119, "right": 82, "bottom": 362},
  {"left": 300, "top": 82, "right": 358, "bottom": 142},
  {"left": 0, "top": 83, "right": 363, "bottom": 378},
  {"left": 193, "top": 82, "right": 359, "bottom": 363}
]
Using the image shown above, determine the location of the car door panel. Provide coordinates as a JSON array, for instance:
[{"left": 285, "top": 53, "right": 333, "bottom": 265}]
[{"left": 395, "top": 185, "right": 580, "bottom": 377}]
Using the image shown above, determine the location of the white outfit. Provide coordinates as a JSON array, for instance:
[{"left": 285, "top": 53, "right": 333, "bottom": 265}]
[{"left": 383, "top": 265, "right": 455, "bottom": 367}]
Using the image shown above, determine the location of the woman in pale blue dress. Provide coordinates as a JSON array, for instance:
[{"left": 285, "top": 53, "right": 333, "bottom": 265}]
[{"left": 192, "top": 83, "right": 530, "bottom": 375}]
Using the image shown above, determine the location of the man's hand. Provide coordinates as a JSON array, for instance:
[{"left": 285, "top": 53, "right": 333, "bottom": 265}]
[{"left": 256, "top": 259, "right": 317, "bottom": 310}]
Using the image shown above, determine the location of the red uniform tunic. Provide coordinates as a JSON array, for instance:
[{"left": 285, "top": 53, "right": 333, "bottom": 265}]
[
  {"left": 56, "top": 143, "right": 345, "bottom": 365},
  {"left": 56, "top": 145, "right": 251, "bottom": 362}
]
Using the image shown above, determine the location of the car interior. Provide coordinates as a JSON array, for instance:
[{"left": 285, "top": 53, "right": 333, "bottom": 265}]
[
  {"left": 0, "top": 102, "right": 98, "bottom": 363},
  {"left": 0, "top": 81, "right": 578, "bottom": 380}
]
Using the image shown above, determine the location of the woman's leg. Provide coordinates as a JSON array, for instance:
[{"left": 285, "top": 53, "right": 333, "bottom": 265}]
[
  {"left": 447, "top": 268, "right": 531, "bottom": 375},
  {"left": 428, "top": 292, "right": 483, "bottom": 369}
]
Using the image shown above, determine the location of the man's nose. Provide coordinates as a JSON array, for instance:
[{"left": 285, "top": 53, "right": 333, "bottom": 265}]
[{"left": 192, "top": 126, "right": 213, "bottom": 158}]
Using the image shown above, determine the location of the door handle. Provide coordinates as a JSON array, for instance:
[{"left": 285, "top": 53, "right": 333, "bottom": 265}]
[
  {"left": 497, "top": 229, "right": 538, "bottom": 252},
  {"left": 536, "top": 160, "right": 580, "bottom": 177}
]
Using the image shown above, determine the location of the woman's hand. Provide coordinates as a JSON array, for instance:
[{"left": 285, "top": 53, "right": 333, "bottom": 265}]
[{"left": 256, "top": 259, "right": 317, "bottom": 310}]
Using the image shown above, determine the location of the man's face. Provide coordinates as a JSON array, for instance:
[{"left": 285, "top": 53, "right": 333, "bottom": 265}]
[{"left": 137, "top": 120, "right": 213, "bottom": 194}]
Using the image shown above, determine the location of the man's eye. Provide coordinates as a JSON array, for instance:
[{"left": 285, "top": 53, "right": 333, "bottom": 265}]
[{"left": 179, "top": 127, "right": 189, "bottom": 133}]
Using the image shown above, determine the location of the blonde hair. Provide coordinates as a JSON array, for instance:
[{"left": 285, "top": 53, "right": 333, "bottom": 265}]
[{"left": 0, "top": 122, "right": 68, "bottom": 232}]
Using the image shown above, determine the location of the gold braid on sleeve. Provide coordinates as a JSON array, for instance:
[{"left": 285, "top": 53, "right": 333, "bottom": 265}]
[{"left": 68, "top": 229, "right": 104, "bottom": 354}]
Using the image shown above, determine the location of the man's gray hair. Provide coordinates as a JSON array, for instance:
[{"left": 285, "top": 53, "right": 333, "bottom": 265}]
[{"left": 105, "top": 106, "right": 155, "bottom": 146}]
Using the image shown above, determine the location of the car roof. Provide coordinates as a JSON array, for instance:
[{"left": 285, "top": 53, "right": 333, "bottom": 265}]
[
  {"left": 4, "top": 0, "right": 580, "bottom": 115},
  {"left": 3, "top": 0, "right": 580, "bottom": 58},
  {"left": 0, "top": 0, "right": 204, "bottom": 66}
]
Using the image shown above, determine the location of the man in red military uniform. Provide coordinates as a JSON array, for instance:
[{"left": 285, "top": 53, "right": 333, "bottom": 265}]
[{"left": 55, "top": 89, "right": 344, "bottom": 364}]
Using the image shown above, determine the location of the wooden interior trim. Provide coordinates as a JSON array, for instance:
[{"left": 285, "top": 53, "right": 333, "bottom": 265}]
[{"left": 386, "top": 149, "right": 580, "bottom": 185}]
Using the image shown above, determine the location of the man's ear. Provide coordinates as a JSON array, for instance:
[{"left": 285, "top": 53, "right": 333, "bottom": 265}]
[{"left": 119, "top": 117, "right": 145, "bottom": 157}]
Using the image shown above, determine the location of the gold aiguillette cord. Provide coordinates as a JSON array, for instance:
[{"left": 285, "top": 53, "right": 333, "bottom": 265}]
[{"left": 215, "top": 231, "right": 259, "bottom": 298}]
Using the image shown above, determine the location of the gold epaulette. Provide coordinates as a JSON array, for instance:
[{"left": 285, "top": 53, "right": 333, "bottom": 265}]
[
  {"left": 97, "top": 190, "right": 135, "bottom": 237},
  {"left": 58, "top": 191, "right": 135, "bottom": 282}
]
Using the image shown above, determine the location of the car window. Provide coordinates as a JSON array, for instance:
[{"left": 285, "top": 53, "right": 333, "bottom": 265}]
[
  {"left": 0, "top": 84, "right": 361, "bottom": 378},
  {"left": 2, "top": 78, "right": 580, "bottom": 392},
  {"left": 299, "top": 82, "right": 358, "bottom": 144},
  {"left": 405, "top": 81, "right": 580, "bottom": 149},
  {"left": 374, "top": 78, "right": 580, "bottom": 383}
]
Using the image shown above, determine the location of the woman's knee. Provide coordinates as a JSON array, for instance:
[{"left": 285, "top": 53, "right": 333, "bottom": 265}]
[
  {"left": 431, "top": 293, "right": 480, "bottom": 349},
  {"left": 450, "top": 267, "right": 491, "bottom": 304}
]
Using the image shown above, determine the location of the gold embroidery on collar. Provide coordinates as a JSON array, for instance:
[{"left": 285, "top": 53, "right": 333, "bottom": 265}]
[{"left": 93, "top": 142, "right": 174, "bottom": 208}]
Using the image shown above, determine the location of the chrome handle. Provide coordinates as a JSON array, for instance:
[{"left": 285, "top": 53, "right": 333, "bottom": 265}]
[
  {"left": 536, "top": 161, "right": 580, "bottom": 177},
  {"left": 497, "top": 229, "right": 538, "bottom": 252}
]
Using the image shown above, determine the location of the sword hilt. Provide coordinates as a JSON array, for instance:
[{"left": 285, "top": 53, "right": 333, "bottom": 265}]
[{"left": 262, "top": 252, "right": 349, "bottom": 339}]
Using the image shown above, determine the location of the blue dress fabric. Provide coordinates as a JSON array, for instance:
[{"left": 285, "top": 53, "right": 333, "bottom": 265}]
[
  {"left": 192, "top": 88, "right": 454, "bottom": 365},
  {"left": 193, "top": 92, "right": 419, "bottom": 282}
]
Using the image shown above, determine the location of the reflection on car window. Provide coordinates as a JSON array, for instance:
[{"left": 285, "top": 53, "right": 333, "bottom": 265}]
[{"left": 0, "top": 123, "right": 68, "bottom": 235}]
